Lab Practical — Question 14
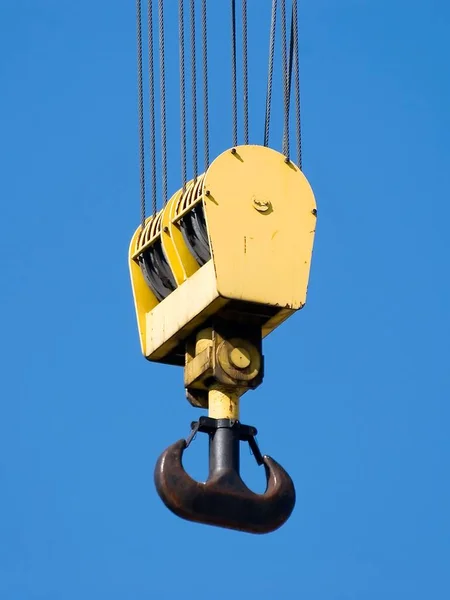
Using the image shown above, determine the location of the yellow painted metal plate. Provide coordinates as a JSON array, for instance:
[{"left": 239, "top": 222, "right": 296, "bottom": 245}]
[
  {"left": 145, "top": 260, "right": 227, "bottom": 360},
  {"left": 128, "top": 226, "right": 159, "bottom": 355},
  {"left": 161, "top": 189, "right": 186, "bottom": 285},
  {"left": 203, "top": 145, "right": 317, "bottom": 309},
  {"left": 168, "top": 182, "right": 200, "bottom": 281}
]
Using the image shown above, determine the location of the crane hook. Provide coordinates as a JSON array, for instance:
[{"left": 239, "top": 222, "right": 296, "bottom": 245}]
[{"left": 154, "top": 417, "right": 296, "bottom": 534}]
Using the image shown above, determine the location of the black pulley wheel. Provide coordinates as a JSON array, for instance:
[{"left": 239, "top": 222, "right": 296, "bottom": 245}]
[
  {"left": 139, "top": 240, "right": 177, "bottom": 302},
  {"left": 180, "top": 203, "right": 211, "bottom": 266}
]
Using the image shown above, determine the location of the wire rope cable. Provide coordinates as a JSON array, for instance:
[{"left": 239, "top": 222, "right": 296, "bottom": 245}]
[
  {"left": 231, "top": 0, "right": 238, "bottom": 147},
  {"left": 148, "top": 0, "right": 157, "bottom": 214},
  {"left": 136, "top": 0, "right": 146, "bottom": 227},
  {"left": 190, "top": 0, "right": 199, "bottom": 181},
  {"left": 280, "top": 0, "right": 290, "bottom": 160},
  {"left": 288, "top": 9, "right": 294, "bottom": 99},
  {"left": 201, "top": 0, "right": 210, "bottom": 170},
  {"left": 292, "top": 0, "right": 302, "bottom": 170},
  {"left": 158, "top": 0, "right": 168, "bottom": 205},
  {"left": 242, "top": 0, "right": 249, "bottom": 145},
  {"left": 179, "top": 0, "right": 187, "bottom": 190},
  {"left": 264, "top": 0, "right": 277, "bottom": 147}
]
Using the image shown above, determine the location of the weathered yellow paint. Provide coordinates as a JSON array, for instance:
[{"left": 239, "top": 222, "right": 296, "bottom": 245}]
[
  {"left": 131, "top": 210, "right": 162, "bottom": 260},
  {"left": 161, "top": 189, "right": 186, "bottom": 285},
  {"left": 195, "top": 328, "right": 213, "bottom": 355},
  {"left": 202, "top": 145, "right": 316, "bottom": 309},
  {"left": 168, "top": 181, "right": 201, "bottom": 281},
  {"left": 262, "top": 307, "right": 295, "bottom": 338},
  {"left": 208, "top": 387, "right": 240, "bottom": 420},
  {"left": 128, "top": 224, "right": 159, "bottom": 355},
  {"left": 128, "top": 144, "right": 317, "bottom": 364},
  {"left": 145, "top": 260, "right": 228, "bottom": 360}
]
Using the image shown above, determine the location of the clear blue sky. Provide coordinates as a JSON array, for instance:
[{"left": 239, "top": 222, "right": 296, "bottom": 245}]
[{"left": 1, "top": 1, "right": 449, "bottom": 598}]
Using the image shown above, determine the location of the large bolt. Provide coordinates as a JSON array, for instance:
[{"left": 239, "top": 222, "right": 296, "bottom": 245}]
[
  {"left": 252, "top": 197, "right": 271, "bottom": 213},
  {"left": 217, "top": 338, "right": 261, "bottom": 382},
  {"left": 229, "top": 346, "right": 251, "bottom": 370}
]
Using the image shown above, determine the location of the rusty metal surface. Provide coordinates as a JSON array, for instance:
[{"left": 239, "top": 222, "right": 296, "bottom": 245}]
[{"left": 154, "top": 439, "right": 296, "bottom": 534}]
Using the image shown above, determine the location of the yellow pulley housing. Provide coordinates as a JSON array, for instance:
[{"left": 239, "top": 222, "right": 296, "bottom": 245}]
[{"left": 129, "top": 144, "right": 317, "bottom": 366}]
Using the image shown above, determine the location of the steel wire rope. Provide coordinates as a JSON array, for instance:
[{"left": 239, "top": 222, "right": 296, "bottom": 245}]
[
  {"left": 158, "top": 0, "right": 168, "bottom": 205},
  {"left": 264, "top": 0, "right": 277, "bottom": 147},
  {"left": 292, "top": 0, "right": 302, "bottom": 170},
  {"left": 281, "top": 0, "right": 290, "bottom": 160},
  {"left": 242, "top": 0, "right": 249, "bottom": 145},
  {"left": 190, "top": 0, "right": 199, "bottom": 181},
  {"left": 136, "top": 0, "right": 146, "bottom": 227},
  {"left": 179, "top": 0, "right": 187, "bottom": 191},
  {"left": 288, "top": 10, "right": 294, "bottom": 98},
  {"left": 231, "top": 0, "right": 238, "bottom": 147},
  {"left": 148, "top": 0, "right": 157, "bottom": 214},
  {"left": 201, "top": 0, "right": 210, "bottom": 170}
]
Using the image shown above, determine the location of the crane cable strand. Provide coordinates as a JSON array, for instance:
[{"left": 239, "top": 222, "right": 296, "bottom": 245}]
[
  {"left": 136, "top": 0, "right": 146, "bottom": 227},
  {"left": 231, "top": 0, "right": 238, "bottom": 147},
  {"left": 281, "top": 0, "right": 290, "bottom": 160},
  {"left": 286, "top": 6, "right": 294, "bottom": 160},
  {"left": 201, "top": 0, "right": 210, "bottom": 170},
  {"left": 158, "top": 0, "right": 168, "bottom": 205},
  {"left": 288, "top": 7, "right": 294, "bottom": 99},
  {"left": 264, "top": 0, "right": 277, "bottom": 147},
  {"left": 148, "top": 0, "right": 157, "bottom": 215},
  {"left": 292, "top": 0, "right": 302, "bottom": 170},
  {"left": 190, "top": 0, "right": 199, "bottom": 181},
  {"left": 242, "top": 0, "right": 249, "bottom": 145},
  {"left": 179, "top": 0, "right": 187, "bottom": 191}
]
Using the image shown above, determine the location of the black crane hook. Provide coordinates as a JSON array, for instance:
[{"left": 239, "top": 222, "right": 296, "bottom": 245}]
[{"left": 154, "top": 417, "right": 296, "bottom": 534}]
